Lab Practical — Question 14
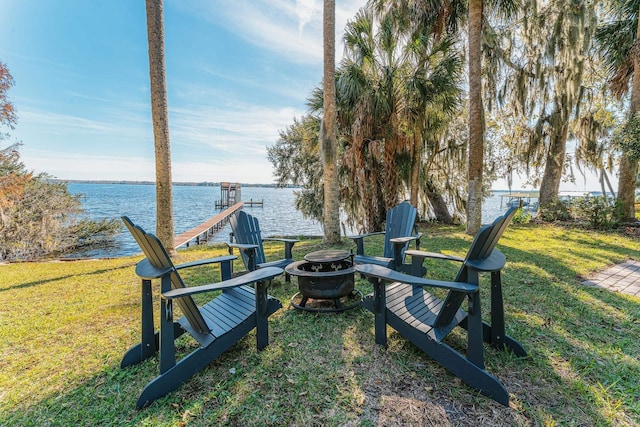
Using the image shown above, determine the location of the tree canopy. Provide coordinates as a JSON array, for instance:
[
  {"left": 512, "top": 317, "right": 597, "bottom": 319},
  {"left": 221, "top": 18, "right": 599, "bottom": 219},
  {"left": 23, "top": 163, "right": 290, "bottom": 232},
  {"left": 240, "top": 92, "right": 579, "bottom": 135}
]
[{"left": 271, "top": 0, "right": 638, "bottom": 230}]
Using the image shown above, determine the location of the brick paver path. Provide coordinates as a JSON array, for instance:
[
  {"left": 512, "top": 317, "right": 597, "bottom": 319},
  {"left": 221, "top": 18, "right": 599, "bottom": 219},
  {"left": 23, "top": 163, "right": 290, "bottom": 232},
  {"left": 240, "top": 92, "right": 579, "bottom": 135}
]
[{"left": 581, "top": 260, "right": 640, "bottom": 297}]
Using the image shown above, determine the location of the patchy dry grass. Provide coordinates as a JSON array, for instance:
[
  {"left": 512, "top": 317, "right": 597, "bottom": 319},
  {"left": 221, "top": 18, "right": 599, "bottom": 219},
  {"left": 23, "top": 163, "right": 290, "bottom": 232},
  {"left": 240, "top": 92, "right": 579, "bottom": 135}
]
[{"left": 1, "top": 223, "right": 638, "bottom": 426}]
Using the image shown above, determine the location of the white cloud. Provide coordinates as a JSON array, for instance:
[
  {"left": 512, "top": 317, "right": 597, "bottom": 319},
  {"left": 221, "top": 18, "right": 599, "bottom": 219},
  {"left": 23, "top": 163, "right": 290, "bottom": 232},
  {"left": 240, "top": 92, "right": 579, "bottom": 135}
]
[
  {"left": 22, "top": 148, "right": 277, "bottom": 183},
  {"left": 179, "top": 0, "right": 364, "bottom": 64},
  {"left": 15, "top": 97, "right": 301, "bottom": 183},
  {"left": 170, "top": 103, "right": 302, "bottom": 154},
  {"left": 21, "top": 151, "right": 156, "bottom": 181},
  {"left": 17, "top": 104, "right": 151, "bottom": 144},
  {"left": 172, "top": 158, "right": 276, "bottom": 183},
  {"left": 295, "top": 0, "right": 320, "bottom": 34}
]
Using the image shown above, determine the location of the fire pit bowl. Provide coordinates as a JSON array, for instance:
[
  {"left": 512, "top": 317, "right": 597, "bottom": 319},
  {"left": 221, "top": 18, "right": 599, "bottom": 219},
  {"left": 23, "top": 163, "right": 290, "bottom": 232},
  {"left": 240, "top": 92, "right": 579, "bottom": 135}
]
[{"left": 285, "top": 250, "right": 362, "bottom": 312}]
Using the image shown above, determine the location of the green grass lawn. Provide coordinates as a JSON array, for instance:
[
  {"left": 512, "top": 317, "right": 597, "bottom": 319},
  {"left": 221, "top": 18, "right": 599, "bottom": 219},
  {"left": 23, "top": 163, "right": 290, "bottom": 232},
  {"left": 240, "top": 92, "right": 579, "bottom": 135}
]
[{"left": 1, "top": 223, "right": 639, "bottom": 426}]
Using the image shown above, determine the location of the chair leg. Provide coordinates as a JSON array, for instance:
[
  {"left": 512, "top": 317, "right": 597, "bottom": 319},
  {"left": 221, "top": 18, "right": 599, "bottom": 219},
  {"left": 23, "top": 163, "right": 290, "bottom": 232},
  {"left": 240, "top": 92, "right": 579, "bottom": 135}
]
[
  {"left": 466, "top": 291, "right": 485, "bottom": 368},
  {"left": 431, "top": 340, "right": 509, "bottom": 406},
  {"left": 121, "top": 279, "right": 156, "bottom": 368},
  {"left": 159, "top": 299, "right": 177, "bottom": 374},
  {"left": 121, "top": 323, "right": 185, "bottom": 369},
  {"left": 136, "top": 330, "right": 251, "bottom": 408},
  {"left": 490, "top": 271, "right": 506, "bottom": 350},
  {"left": 372, "top": 277, "right": 388, "bottom": 347},
  {"left": 390, "top": 314, "right": 509, "bottom": 406},
  {"left": 467, "top": 271, "right": 527, "bottom": 357},
  {"left": 255, "top": 280, "right": 269, "bottom": 351},
  {"left": 121, "top": 280, "right": 186, "bottom": 368}
]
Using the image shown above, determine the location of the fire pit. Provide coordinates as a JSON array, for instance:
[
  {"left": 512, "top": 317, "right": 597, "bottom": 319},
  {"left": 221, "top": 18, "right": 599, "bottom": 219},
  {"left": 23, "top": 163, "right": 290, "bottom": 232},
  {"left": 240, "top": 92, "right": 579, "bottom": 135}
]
[{"left": 285, "top": 249, "right": 362, "bottom": 312}]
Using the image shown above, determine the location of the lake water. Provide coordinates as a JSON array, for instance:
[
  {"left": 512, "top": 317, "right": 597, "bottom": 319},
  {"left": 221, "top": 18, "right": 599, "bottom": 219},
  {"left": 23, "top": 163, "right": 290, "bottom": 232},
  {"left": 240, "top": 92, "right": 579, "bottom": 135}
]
[{"left": 68, "top": 183, "right": 514, "bottom": 258}]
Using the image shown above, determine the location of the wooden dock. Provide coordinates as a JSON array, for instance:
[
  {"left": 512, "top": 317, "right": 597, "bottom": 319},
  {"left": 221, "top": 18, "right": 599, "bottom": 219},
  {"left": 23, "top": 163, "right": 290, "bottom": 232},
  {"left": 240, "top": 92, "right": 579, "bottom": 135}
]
[{"left": 175, "top": 202, "right": 243, "bottom": 249}]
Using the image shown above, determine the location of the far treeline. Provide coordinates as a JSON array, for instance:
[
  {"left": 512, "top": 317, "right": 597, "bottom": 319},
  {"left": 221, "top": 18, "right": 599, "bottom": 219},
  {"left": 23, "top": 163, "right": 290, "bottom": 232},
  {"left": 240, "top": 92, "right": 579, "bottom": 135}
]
[
  {"left": 51, "top": 180, "right": 298, "bottom": 188},
  {"left": 268, "top": 0, "right": 639, "bottom": 232}
]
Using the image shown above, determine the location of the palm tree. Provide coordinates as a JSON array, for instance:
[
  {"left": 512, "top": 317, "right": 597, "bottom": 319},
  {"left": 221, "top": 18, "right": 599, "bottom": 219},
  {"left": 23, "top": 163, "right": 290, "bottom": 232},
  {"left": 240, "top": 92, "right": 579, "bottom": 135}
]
[
  {"left": 322, "top": 0, "right": 341, "bottom": 244},
  {"left": 596, "top": 0, "right": 640, "bottom": 220},
  {"left": 370, "top": 0, "right": 490, "bottom": 233},
  {"left": 145, "top": 0, "right": 175, "bottom": 253},
  {"left": 328, "top": 5, "right": 463, "bottom": 229},
  {"left": 371, "top": 0, "right": 517, "bottom": 232},
  {"left": 467, "top": 0, "right": 484, "bottom": 234}
]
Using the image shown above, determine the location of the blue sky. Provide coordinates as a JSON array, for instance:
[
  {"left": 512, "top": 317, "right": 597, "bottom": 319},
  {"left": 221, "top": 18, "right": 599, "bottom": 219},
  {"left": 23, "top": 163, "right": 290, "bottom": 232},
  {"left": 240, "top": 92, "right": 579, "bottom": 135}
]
[{"left": 0, "top": 0, "right": 364, "bottom": 183}]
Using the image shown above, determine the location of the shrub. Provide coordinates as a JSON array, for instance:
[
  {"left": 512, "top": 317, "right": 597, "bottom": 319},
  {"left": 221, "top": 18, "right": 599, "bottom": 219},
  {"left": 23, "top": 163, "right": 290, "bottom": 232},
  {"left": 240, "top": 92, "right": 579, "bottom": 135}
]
[
  {"left": 572, "top": 196, "right": 620, "bottom": 230},
  {"left": 537, "top": 198, "right": 573, "bottom": 222},
  {"left": 0, "top": 145, "right": 120, "bottom": 261},
  {"left": 511, "top": 207, "right": 532, "bottom": 224}
]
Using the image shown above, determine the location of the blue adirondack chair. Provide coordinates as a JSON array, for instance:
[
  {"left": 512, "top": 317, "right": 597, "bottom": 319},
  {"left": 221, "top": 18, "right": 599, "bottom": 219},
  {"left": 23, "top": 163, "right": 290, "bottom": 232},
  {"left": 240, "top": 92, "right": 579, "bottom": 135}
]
[
  {"left": 349, "top": 201, "right": 421, "bottom": 272},
  {"left": 120, "top": 216, "right": 283, "bottom": 408},
  {"left": 227, "top": 210, "right": 298, "bottom": 280},
  {"left": 356, "top": 207, "right": 527, "bottom": 405}
]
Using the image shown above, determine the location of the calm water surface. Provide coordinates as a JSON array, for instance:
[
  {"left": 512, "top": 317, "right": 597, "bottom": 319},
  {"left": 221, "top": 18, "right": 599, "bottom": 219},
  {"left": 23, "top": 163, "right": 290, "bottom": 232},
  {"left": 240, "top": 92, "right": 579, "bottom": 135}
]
[{"left": 69, "top": 183, "right": 512, "bottom": 258}]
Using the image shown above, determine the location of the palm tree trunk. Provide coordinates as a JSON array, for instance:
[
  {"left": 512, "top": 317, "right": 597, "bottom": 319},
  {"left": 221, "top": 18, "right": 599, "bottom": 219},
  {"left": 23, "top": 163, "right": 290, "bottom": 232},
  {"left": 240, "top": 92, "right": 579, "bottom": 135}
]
[
  {"left": 617, "top": 155, "right": 638, "bottom": 220},
  {"left": 616, "top": 3, "right": 640, "bottom": 221},
  {"left": 410, "top": 135, "right": 420, "bottom": 208},
  {"left": 467, "top": 0, "right": 484, "bottom": 234},
  {"left": 145, "top": 0, "right": 175, "bottom": 253},
  {"left": 384, "top": 136, "right": 400, "bottom": 210},
  {"left": 322, "top": 0, "right": 340, "bottom": 244}
]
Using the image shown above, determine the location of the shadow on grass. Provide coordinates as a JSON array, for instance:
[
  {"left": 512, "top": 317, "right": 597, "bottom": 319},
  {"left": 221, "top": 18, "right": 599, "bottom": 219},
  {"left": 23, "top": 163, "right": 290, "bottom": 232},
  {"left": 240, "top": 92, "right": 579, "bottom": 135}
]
[{"left": 0, "top": 261, "right": 137, "bottom": 294}]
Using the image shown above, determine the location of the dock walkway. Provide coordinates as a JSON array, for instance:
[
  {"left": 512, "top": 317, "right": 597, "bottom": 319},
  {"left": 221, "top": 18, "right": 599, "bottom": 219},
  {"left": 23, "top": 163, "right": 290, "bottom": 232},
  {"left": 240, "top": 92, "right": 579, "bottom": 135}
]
[{"left": 175, "top": 202, "right": 243, "bottom": 249}]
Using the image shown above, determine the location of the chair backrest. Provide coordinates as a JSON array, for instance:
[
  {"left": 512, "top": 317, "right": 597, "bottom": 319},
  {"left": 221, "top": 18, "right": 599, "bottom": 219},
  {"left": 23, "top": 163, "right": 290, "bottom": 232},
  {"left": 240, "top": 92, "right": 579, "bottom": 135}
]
[
  {"left": 122, "top": 216, "right": 210, "bottom": 335},
  {"left": 229, "top": 211, "right": 266, "bottom": 265},
  {"left": 382, "top": 201, "right": 418, "bottom": 259},
  {"left": 455, "top": 206, "right": 517, "bottom": 282},
  {"left": 435, "top": 207, "right": 517, "bottom": 329}
]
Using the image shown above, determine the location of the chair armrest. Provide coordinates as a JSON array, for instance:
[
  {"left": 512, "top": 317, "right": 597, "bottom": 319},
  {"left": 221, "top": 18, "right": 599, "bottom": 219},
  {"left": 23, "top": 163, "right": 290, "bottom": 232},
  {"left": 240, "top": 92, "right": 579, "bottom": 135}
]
[
  {"left": 135, "top": 259, "right": 174, "bottom": 280},
  {"left": 162, "top": 267, "right": 284, "bottom": 299},
  {"left": 174, "top": 255, "right": 237, "bottom": 270},
  {"left": 226, "top": 242, "right": 259, "bottom": 251},
  {"left": 262, "top": 237, "right": 298, "bottom": 259},
  {"left": 348, "top": 231, "right": 385, "bottom": 240},
  {"left": 389, "top": 236, "right": 421, "bottom": 270},
  {"left": 465, "top": 249, "right": 506, "bottom": 272},
  {"left": 348, "top": 231, "right": 385, "bottom": 255},
  {"left": 355, "top": 264, "right": 477, "bottom": 293},
  {"left": 403, "top": 249, "right": 464, "bottom": 277},
  {"left": 262, "top": 237, "right": 299, "bottom": 243},
  {"left": 389, "top": 236, "right": 419, "bottom": 245},
  {"left": 405, "top": 249, "right": 465, "bottom": 263}
]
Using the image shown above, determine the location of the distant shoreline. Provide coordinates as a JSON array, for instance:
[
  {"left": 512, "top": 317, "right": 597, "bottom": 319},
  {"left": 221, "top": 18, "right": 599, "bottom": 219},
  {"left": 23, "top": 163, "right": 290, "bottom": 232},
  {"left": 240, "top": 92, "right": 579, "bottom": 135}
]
[{"left": 51, "top": 179, "right": 297, "bottom": 188}]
